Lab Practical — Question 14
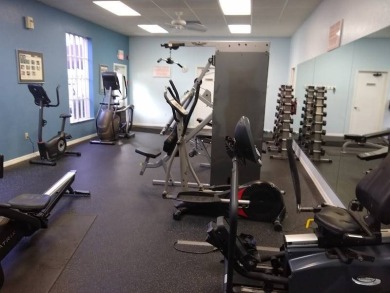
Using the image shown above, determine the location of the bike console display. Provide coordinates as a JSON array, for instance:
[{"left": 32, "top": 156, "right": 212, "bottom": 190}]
[{"left": 28, "top": 84, "right": 52, "bottom": 106}]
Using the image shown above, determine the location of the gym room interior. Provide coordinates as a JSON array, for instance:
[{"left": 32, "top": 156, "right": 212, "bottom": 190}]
[{"left": 0, "top": 0, "right": 390, "bottom": 292}]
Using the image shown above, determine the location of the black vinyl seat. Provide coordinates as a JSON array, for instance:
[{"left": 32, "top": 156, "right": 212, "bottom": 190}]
[
  {"left": 313, "top": 153, "right": 390, "bottom": 247},
  {"left": 8, "top": 193, "right": 51, "bottom": 211},
  {"left": 314, "top": 206, "right": 363, "bottom": 236}
]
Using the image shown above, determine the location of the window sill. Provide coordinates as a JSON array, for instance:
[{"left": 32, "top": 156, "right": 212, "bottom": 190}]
[{"left": 70, "top": 117, "right": 95, "bottom": 124}]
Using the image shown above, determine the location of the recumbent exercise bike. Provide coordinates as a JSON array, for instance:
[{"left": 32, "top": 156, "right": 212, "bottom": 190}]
[
  {"left": 206, "top": 121, "right": 390, "bottom": 292},
  {"left": 28, "top": 84, "right": 81, "bottom": 166}
]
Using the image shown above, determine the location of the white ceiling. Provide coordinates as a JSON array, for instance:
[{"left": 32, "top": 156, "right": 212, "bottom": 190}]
[{"left": 37, "top": 0, "right": 323, "bottom": 38}]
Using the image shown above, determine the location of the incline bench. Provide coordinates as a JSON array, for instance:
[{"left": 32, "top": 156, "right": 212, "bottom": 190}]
[{"left": 342, "top": 128, "right": 390, "bottom": 153}]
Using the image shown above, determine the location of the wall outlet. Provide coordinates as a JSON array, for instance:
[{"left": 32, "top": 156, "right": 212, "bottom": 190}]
[{"left": 24, "top": 132, "right": 29, "bottom": 140}]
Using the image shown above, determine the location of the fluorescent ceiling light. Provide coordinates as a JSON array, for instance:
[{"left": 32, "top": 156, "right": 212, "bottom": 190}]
[
  {"left": 138, "top": 25, "right": 168, "bottom": 34},
  {"left": 93, "top": 1, "right": 140, "bottom": 16},
  {"left": 228, "top": 24, "right": 251, "bottom": 34},
  {"left": 219, "top": 0, "right": 251, "bottom": 15}
]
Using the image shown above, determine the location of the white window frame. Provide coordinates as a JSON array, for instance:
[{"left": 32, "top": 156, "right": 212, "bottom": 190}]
[{"left": 66, "top": 33, "right": 92, "bottom": 123}]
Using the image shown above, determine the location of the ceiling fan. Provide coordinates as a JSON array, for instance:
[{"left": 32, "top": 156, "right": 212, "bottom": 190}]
[{"left": 166, "top": 12, "right": 207, "bottom": 32}]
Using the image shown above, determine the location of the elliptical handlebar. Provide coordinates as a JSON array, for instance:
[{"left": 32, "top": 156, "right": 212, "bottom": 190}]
[
  {"left": 169, "top": 80, "right": 180, "bottom": 102},
  {"left": 163, "top": 88, "right": 188, "bottom": 118}
]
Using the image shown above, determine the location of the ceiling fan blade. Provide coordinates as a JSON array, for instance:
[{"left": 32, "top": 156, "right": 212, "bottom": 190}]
[
  {"left": 185, "top": 23, "right": 207, "bottom": 32},
  {"left": 185, "top": 20, "right": 202, "bottom": 25},
  {"left": 165, "top": 23, "right": 185, "bottom": 30}
]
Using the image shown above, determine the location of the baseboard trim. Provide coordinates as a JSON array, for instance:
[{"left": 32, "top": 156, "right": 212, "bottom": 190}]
[
  {"left": 292, "top": 140, "right": 345, "bottom": 208},
  {"left": 4, "top": 134, "right": 96, "bottom": 167}
]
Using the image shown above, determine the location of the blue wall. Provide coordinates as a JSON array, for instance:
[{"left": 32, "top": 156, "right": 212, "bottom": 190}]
[
  {"left": 294, "top": 38, "right": 390, "bottom": 135},
  {"left": 0, "top": 0, "right": 129, "bottom": 161}
]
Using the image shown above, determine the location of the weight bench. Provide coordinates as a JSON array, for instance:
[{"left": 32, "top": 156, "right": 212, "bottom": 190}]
[
  {"left": 342, "top": 128, "right": 390, "bottom": 153},
  {"left": 357, "top": 146, "right": 389, "bottom": 161},
  {"left": 135, "top": 147, "right": 168, "bottom": 175}
]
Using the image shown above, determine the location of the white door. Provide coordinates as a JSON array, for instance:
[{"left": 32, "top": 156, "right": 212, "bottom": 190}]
[{"left": 349, "top": 71, "right": 388, "bottom": 134}]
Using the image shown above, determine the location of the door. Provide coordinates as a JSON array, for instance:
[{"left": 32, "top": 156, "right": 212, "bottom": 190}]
[{"left": 349, "top": 71, "right": 388, "bottom": 134}]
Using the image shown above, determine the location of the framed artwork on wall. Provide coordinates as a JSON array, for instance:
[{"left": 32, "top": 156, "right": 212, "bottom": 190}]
[{"left": 16, "top": 50, "right": 44, "bottom": 83}]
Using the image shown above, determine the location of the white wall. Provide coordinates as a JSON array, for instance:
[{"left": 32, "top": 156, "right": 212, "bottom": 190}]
[
  {"left": 290, "top": 0, "right": 390, "bottom": 68},
  {"left": 128, "top": 37, "right": 291, "bottom": 131}
]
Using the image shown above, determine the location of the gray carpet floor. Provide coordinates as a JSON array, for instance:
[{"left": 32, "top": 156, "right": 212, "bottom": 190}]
[{"left": 0, "top": 132, "right": 323, "bottom": 293}]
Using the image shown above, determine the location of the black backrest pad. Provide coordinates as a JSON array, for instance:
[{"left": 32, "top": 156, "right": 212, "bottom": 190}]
[
  {"left": 234, "top": 116, "right": 261, "bottom": 164},
  {"left": 356, "top": 154, "right": 390, "bottom": 224}
]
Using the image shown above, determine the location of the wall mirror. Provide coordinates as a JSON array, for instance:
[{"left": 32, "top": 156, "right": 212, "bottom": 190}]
[{"left": 293, "top": 26, "right": 390, "bottom": 206}]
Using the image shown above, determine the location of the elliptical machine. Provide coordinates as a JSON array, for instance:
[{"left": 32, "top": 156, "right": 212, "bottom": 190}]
[
  {"left": 90, "top": 71, "right": 135, "bottom": 145},
  {"left": 161, "top": 65, "right": 285, "bottom": 230},
  {"left": 28, "top": 84, "right": 80, "bottom": 166}
]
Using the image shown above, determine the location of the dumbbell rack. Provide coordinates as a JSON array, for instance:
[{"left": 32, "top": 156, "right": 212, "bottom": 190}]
[
  {"left": 298, "top": 86, "right": 315, "bottom": 149},
  {"left": 267, "top": 85, "right": 294, "bottom": 159},
  {"left": 298, "top": 86, "right": 332, "bottom": 163}
]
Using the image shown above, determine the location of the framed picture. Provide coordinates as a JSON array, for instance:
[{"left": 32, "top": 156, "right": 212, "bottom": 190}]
[
  {"left": 99, "top": 64, "right": 109, "bottom": 93},
  {"left": 153, "top": 65, "right": 171, "bottom": 78},
  {"left": 16, "top": 50, "right": 44, "bottom": 83}
]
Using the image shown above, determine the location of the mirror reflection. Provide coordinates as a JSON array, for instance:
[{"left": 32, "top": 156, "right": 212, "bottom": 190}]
[{"left": 294, "top": 26, "right": 390, "bottom": 205}]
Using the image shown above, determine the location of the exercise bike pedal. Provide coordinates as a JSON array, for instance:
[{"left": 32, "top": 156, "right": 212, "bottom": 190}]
[
  {"left": 273, "top": 220, "right": 283, "bottom": 232},
  {"left": 173, "top": 208, "right": 184, "bottom": 220}
]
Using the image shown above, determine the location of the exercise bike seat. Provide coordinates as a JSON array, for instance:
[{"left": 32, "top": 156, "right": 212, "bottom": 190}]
[
  {"left": 314, "top": 154, "right": 390, "bottom": 247},
  {"left": 60, "top": 113, "right": 71, "bottom": 119},
  {"left": 314, "top": 206, "right": 380, "bottom": 247},
  {"left": 8, "top": 193, "right": 51, "bottom": 211},
  {"left": 314, "top": 206, "right": 363, "bottom": 236}
]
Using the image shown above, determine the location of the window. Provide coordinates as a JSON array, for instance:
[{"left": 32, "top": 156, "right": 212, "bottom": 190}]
[{"left": 66, "top": 33, "right": 92, "bottom": 123}]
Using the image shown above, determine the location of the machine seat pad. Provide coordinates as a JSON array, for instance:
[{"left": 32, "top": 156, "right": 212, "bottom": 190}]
[
  {"left": 8, "top": 193, "right": 51, "bottom": 211},
  {"left": 135, "top": 147, "right": 161, "bottom": 159},
  {"left": 314, "top": 206, "right": 362, "bottom": 236},
  {"left": 344, "top": 134, "right": 365, "bottom": 142},
  {"left": 356, "top": 153, "right": 390, "bottom": 224},
  {"left": 60, "top": 113, "right": 71, "bottom": 119}
]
